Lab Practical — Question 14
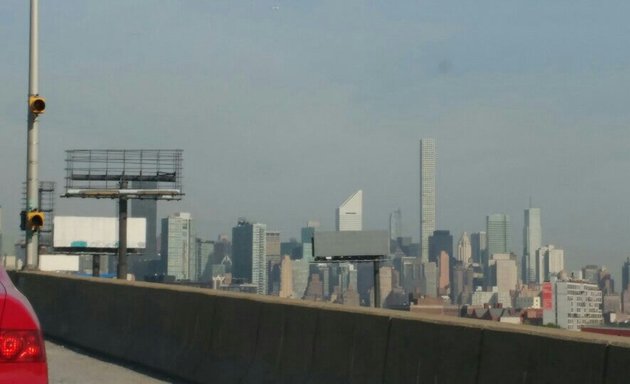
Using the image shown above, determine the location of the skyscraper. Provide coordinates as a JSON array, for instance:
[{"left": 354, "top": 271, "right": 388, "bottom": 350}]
[
  {"left": 301, "top": 221, "right": 319, "bottom": 262},
  {"left": 232, "top": 219, "right": 267, "bottom": 295},
  {"left": 486, "top": 214, "right": 511, "bottom": 287},
  {"left": 495, "top": 258, "right": 518, "bottom": 293},
  {"left": 523, "top": 208, "right": 542, "bottom": 284},
  {"left": 194, "top": 238, "right": 214, "bottom": 281},
  {"left": 301, "top": 221, "right": 320, "bottom": 243},
  {"left": 161, "top": 212, "right": 193, "bottom": 280},
  {"left": 389, "top": 209, "right": 402, "bottom": 241},
  {"left": 291, "top": 258, "right": 310, "bottom": 299},
  {"left": 279, "top": 255, "right": 293, "bottom": 298},
  {"left": 266, "top": 230, "right": 281, "bottom": 294},
  {"left": 335, "top": 190, "right": 363, "bottom": 231},
  {"left": 457, "top": 232, "right": 472, "bottom": 265},
  {"left": 422, "top": 261, "right": 438, "bottom": 297},
  {"left": 486, "top": 214, "right": 511, "bottom": 260},
  {"left": 536, "top": 245, "right": 564, "bottom": 283},
  {"left": 470, "top": 231, "right": 487, "bottom": 265},
  {"left": 428, "top": 230, "right": 452, "bottom": 264},
  {"left": 419, "top": 139, "right": 436, "bottom": 263}
]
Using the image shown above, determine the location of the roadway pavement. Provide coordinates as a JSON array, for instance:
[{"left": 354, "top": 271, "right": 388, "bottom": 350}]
[{"left": 46, "top": 340, "right": 188, "bottom": 384}]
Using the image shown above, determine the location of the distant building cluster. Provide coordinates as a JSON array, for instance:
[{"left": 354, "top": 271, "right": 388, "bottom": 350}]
[{"left": 13, "top": 138, "right": 630, "bottom": 334}]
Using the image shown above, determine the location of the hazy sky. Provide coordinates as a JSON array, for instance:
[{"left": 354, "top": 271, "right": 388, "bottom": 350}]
[{"left": 2, "top": 1, "right": 630, "bottom": 277}]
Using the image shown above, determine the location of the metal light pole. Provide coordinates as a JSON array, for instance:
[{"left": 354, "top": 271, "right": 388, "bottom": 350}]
[
  {"left": 25, "top": 0, "right": 41, "bottom": 269},
  {"left": 117, "top": 181, "right": 128, "bottom": 279}
]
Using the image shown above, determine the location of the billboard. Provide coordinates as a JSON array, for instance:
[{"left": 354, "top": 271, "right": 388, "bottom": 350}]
[
  {"left": 39, "top": 254, "right": 80, "bottom": 272},
  {"left": 313, "top": 230, "right": 389, "bottom": 259},
  {"left": 53, "top": 216, "right": 146, "bottom": 249}
]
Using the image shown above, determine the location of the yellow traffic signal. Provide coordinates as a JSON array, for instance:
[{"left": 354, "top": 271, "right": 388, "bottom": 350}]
[
  {"left": 26, "top": 211, "right": 45, "bottom": 231},
  {"left": 29, "top": 95, "right": 46, "bottom": 115}
]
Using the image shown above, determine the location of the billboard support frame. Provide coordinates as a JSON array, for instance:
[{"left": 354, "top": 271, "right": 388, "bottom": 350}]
[
  {"left": 312, "top": 256, "right": 384, "bottom": 308},
  {"left": 312, "top": 231, "right": 388, "bottom": 307},
  {"left": 62, "top": 149, "right": 183, "bottom": 279}
]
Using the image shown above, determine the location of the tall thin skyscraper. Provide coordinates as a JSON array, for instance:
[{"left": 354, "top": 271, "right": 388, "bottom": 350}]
[
  {"left": 523, "top": 208, "right": 542, "bottom": 284},
  {"left": 335, "top": 190, "right": 363, "bottom": 231},
  {"left": 419, "top": 138, "right": 436, "bottom": 263}
]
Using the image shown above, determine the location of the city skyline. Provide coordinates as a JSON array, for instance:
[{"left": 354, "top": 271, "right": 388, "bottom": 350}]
[{"left": 1, "top": 1, "right": 630, "bottom": 279}]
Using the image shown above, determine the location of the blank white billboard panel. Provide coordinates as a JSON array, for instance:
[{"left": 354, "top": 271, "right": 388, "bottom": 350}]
[
  {"left": 39, "top": 254, "right": 80, "bottom": 272},
  {"left": 313, "top": 231, "right": 389, "bottom": 258},
  {"left": 53, "top": 216, "right": 146, "bottom": 249}
]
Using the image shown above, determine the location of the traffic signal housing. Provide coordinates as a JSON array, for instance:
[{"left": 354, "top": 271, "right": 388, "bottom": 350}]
[
  {"left": 29, "top": 95, "right": 46, "bottom": 115},
  {"left": 25, "top": 210, "right": 45, "bottom": 232},
  {"left": 20, "top": 211, "right": 26, "bottom": 231}
]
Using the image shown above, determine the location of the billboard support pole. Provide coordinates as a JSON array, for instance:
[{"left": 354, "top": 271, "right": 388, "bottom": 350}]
[
  {"left": 373, "top": 260, "right": 380, "bottom": 308},
  {"left": 92, "top": 254, "right": 100, "bottom": 278},
  {"left": 117, "top": 180, "right": 128, "bottom": 279}
]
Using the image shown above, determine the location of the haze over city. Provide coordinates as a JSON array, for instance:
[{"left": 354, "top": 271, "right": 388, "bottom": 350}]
[{"left": 2, "top": 0, "right": 630, "bottom": 279}]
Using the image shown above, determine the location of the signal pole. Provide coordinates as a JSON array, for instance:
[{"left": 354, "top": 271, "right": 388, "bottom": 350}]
[{"left": 25, "top": 0, "right": 41, "bottom": 269}]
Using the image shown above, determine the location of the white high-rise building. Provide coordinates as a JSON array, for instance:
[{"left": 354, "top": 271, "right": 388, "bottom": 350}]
[
  {"left": 536, "top": 245, "right": 565, "bottom": 283},
  {"left": 251, "top": 223, "right": 267, "bottom": 295},
  {"left": 457, "top": 232, "right": 472, "bottom": 265},
  {"left": 419, "top": 139, "right": 436, "bottom": 263},
  {"left": 161, "top": 212, "right": 194, "bottom": 280},
  {"left": 543, "top": 279, "right": 603, "bottom": 331},
  {"left": 335, "top": 190, "right": 363, "bottom": 231},
  {"left": 547, "top": 247, "right": 564, "bottom": 277},
  {"left": 523, "top": 208, "right": 542, "bottom": 283}
]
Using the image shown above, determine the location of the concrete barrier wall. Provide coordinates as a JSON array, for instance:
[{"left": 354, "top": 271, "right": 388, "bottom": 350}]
[{"left": 12, "top": 272, "right": 630, "bottom": 384}]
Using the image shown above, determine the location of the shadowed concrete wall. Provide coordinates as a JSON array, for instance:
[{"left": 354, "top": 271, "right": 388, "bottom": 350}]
[{"left": 11, "top": 272, "right": 630, "bottom": 384}]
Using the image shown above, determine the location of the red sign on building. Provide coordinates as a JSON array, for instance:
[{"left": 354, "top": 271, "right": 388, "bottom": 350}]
[{"left": 542, "top": 282, "right": 553, "bottom": 310}]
